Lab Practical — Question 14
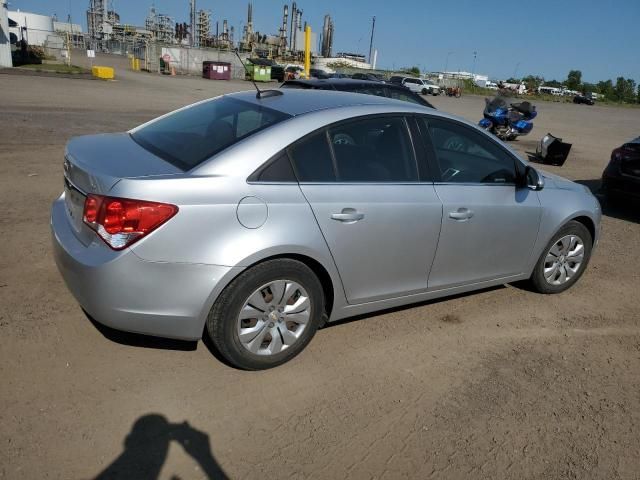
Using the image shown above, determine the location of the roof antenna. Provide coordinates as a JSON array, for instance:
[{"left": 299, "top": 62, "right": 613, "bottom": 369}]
[{"left": 234, "top": 50, "right": 283, "bottom": 99}]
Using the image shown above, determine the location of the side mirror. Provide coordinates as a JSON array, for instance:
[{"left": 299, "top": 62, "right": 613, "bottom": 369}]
[{"left": 525, "top": 165, "right": 544, "bottom": 191}]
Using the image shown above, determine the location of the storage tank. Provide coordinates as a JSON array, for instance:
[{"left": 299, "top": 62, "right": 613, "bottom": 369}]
[{"left": 8, "top": 10, "right": 54, "bottom": 46}]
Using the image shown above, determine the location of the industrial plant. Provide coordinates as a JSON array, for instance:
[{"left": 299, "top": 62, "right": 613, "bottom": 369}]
[
  {"left": 1, "top": 0, "right": 383, "bottom": 76},
  {"left": 79, "top": 1, "right": 369, "bottom": 67}
]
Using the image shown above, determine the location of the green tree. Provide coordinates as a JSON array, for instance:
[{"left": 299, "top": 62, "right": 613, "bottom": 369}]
[
  {"left": 406, "top": 66, "right": 420, "bottom": 76},
  {"left": 522, "top": 75, "right": 544, "bottom": 92},
  {"left": 627, "top": 79, "right": 637, "bottom": 103},
  {"left": 505, "top": 77, "right": 520, "bottom": 84},
  {"left": 614, "top": 77, "right": 636, "bottom": 102},
  {"left": 637, "top": 84, "right": 640, "bottom": 103},
  {"left": 597, "top": 79, "right": 614, "bottom": 100},
  {"left": 545, "top": 79, "right": 563, "bottom": 88},
  {"left": 566, "top": 70, "right": 582, "bottom": 90}
]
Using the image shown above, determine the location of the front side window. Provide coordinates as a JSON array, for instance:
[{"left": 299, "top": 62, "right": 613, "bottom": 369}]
[
  {"left": 327, "top": 116, "right": 418, "bottom": 182},
  {"left": 131, "top": 97, "right": 290, "bottom": 170},
  {"left": 420, "top": 117, "right": 517, "bottom": 184}
]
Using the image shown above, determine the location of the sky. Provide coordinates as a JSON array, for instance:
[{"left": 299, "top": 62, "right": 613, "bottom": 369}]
[{"left": 8, "top": 0, "right": 640, "bottom": 84}]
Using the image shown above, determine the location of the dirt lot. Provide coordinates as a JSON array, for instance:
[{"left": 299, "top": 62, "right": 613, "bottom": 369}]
[{"left": 1, "top": 66, "right": 639, "bottom": 480}]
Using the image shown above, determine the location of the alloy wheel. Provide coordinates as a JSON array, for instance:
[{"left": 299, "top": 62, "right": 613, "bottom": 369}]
[
  {"left": 543, "top": 234, "right": 585, "bottom": 285},
  {"left": 237, "top": 280, "right": 311, "bottom": 356}
]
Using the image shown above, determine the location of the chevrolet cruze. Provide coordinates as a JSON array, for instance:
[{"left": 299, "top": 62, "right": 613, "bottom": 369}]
[{"left": 52, "top": 89, "right": 601, "bottom": 369}]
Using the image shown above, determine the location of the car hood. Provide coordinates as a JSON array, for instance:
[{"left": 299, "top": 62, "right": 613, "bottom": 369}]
[{"left": 539, "top": 170, "right": 587, "bottom": 193}]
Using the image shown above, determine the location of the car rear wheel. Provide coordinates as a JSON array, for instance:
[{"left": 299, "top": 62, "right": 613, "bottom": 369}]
[
  {"left": 206, "top": 259, "right": 324, "bottom": 370},
  {"left": 529, "top": 221, "right": 592, "bottom": 294},
  {"left": 421, "top": 88, "right": 428, "bottom": 95}
]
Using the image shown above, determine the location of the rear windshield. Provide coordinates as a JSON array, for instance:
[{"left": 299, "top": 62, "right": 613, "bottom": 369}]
[{"left": 131, "top": 96, "right": 290, "bottom": 170}]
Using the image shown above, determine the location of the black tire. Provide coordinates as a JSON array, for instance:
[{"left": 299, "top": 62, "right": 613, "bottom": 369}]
[
  {"left": 206, "top": 259, "right": 325, "bottom": 370},
  {"left": 529, "top": 221, "right": 593, "bottom": 294},
  {"left": 421, "top": 88, "right": 428, "bottom": 95}
]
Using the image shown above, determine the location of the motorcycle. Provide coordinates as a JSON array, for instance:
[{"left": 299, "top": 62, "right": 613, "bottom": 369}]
[{"left": 478, "top": 96, "right": 537, "bottom": 141}]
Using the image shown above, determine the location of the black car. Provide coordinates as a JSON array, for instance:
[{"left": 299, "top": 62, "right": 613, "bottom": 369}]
[
  {"left": 280, "top": 78, "right": 434, "bottom": 108},
  {"left": 573, "top": 94, "right": 595, "bottom": 105},
  {"left": 309, "top": 68, "right": 331, "bottom": 79},
  {"left": 351, "top": 72, "right": 386, "bottom": 82},
  {"left": 601, "top": 136, "right": 640, "bottom": 200}
]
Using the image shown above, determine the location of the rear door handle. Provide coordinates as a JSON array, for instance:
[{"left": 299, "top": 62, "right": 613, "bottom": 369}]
[
  {"left": 449, "top": 207, "right": 474, "bottom": 221},
  {"left": 331, "top": 208, "right": 365, "bottom": 223}
]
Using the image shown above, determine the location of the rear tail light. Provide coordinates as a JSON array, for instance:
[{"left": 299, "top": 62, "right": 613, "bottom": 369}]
[{"left": 83, "top": 194, "right": 178, "bottom": 250}]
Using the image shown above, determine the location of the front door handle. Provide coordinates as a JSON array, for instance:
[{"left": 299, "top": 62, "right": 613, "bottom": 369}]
[
  {"left": 449, "top": 207, "right": 474, "bottom": 221},
  {"left": 331, "top": 208, "right": 365, "bottom": 223}
]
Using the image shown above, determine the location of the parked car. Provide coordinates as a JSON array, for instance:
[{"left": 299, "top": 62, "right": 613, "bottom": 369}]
[
  {"left": 284, "top": 65, "right": 304, "bottom": 80},
  {"left": 281, "top": 78, "right": 434, "bottom": 108},
  {"left": 601, "top": 136, "right": 640, "bottom": 200},
  {"left": 573, "top": 94, "right": 595, "bottom": 105},
  {"left": 351, "top": 72, "right": 386, "bottom": 82},
  {"left": 389, "top": 76, "right": 440, "bottom": 96},
  {"left": 270, "top": 64, "right": 285, "bottom": 82},
  {"left": 309, "top": 68, "right": 331, "bottom": 79},
  {"left": 52, "top": 89, "right": 601, "bottom": 370}
]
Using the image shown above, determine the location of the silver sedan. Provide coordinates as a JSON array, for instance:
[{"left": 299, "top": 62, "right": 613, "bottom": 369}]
[{"left": 51, "top": 89, "right": 601, "bottom": 369}]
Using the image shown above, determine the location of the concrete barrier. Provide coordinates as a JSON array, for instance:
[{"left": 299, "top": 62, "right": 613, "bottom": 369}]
[{"left": 92, "top": 66, "right": 115, "bottom": 80}]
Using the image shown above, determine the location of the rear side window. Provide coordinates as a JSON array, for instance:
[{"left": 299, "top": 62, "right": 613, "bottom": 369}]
[
  {"left": 288, "top": 131, "right": 336, "bottom": 182},
  {"left": 328, "top": 116, "right": 418, "bottom": 182},
  {"left": 249, "top": 151, "right": 297, "bottom": 182},
  {"left": 131, "top": 97, "right": 290, "bottom": 171}
]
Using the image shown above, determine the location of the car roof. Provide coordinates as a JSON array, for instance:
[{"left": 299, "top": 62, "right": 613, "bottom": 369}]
[
  {"left": 226, "top": 88, "right": 423, "bottom": 116},
  {"left": 284, "top": 78, "right": 386, "bottom": 88},
  {"left": 280, "top": 79, "right": 435, "bottom": 109}
]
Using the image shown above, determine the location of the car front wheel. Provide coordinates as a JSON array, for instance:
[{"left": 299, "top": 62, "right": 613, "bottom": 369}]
[
  {"left": 206, "top": 259, "right": 325, "bottom": 370},
  {"left": 529, "top": 221, "right": 593, "bottom": 294}
]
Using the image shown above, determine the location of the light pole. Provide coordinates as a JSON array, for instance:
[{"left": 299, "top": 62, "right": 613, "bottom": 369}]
[
  {"left": 471, "top": 51, "right": 477, "bottom": 91},
  {"left": 472, "top": 51, "right": 477, "bottom": 76},
  {"left": 444, "top": 51, "right": 454, "bottom": 74}
]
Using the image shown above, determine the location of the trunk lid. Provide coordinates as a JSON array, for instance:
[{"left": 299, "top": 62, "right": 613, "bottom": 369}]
[{"left": 63, "top": 133, "right": 182, "bottom": 245}]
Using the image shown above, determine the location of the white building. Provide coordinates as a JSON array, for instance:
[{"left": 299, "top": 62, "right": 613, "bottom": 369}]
[
  {"left": 437, "top": 70, "right": 489, "bottom": 87},
  {"left": 314, "top": 53, "right": 372, "bottom": 70},
  {"left": 8, "top": 10, "right": 55, "bottom": 46},
  {"left": 0, "top": 0, "right": 12, "bottom": 67}
]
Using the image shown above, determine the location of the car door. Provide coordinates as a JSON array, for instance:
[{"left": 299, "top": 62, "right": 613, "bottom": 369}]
[
  {"left": 403, "top": 79, "right": 419, "bottom": 93},
  {"left": 416, "top": 116, "right": 542, "bottom": 289},
  {"left": 289, "top": 115, "right": 443, "bottom": 304}
]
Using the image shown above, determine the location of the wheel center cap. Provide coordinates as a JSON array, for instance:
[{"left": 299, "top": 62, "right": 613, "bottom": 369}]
[
  {"left": 559, "top": 255, "right": 565, "bottom": 263},
  {"left": 269, "top": 311, "right": 278, "bottom": 322}
]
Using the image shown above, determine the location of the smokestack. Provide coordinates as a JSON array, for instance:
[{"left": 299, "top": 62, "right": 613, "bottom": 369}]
[
  {"left": 190, "top": 0, "right": 196, "bottom": 47},
  {"left": 321, "top": 14, "right": 333, "bottom": 57},
  {"left": 281, "top": 5, "right": 289, "bottom": 50},
  {"left": 289, "top": 2, "right": 296, "bottom": 50},
  {"left": 368, "top": 16, "right": 376, "bottom": 64}
]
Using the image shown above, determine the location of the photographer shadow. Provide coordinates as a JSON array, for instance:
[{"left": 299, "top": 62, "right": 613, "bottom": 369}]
[{"left": 94, "top": 414, "right": 228, "bottom": 480}]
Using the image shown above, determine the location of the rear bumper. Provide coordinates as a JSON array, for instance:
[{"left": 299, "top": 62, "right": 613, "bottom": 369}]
[{"left": 51, "top": 195, "right": 237, "bottom": 340}]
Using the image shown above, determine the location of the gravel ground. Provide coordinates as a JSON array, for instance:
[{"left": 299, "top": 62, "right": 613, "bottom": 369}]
[{"left": 1, "top": 65, "right": 639, "bottom": 480}]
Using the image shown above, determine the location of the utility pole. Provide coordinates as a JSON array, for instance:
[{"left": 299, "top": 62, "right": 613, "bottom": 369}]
[
  {"left": 444, "top": 51, "right": 454, "bottom": 74},
  {"left": 471, "top": 51, "right": 477, "bottom": 91},
  {"left": 368, "top": 16, "right": 375, "bottom": 65}
]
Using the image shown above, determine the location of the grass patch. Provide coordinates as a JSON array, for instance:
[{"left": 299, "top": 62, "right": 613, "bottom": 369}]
[{"left": 18, "top": 63, "right": 89, "bottom": 74}]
